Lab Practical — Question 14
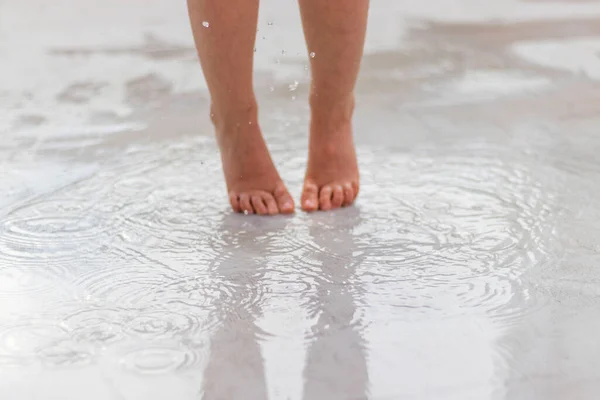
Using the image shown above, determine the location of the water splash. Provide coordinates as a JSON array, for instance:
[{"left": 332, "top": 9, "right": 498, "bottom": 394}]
[{"left": 288, "top": 81, "right": 299, "bottom": 91}]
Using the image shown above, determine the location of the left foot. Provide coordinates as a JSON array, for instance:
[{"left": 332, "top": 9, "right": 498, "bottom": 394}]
[{"left": 301, "top": 97, "right": 360, "bottom": 212}]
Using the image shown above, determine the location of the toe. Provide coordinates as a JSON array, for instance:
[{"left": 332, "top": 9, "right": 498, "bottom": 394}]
[
  {"left": 239, "top": 193, "right": 254, "bottom": 215},
  {"left": 263, "top": 194, "right": 279, "bottom": 215},
  {"left": 251, "top": 194, "right": 268, "bottom": 215},
  {"left": 342, "top": 183, "right": 355, "bottom": 207},
  {"left": 331, "top": 185, "right": 344, "bottom": 209},
  {"left": 319, "top": 185, "right": 333, "bottom": 211},
  {"left": 352, "top": 181, "right": 360, "bottom": 198},
  {"left": 301, "top": 180, "right": 319, "bottom": 212},
  {"left": 274, "top": 183, "right": 295, "bottom": 214},
  {"left": 229, "top": 192, "right": 241, "bottom": 213}
]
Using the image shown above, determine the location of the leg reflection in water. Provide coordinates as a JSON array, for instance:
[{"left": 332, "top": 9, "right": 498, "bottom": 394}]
[
  {"left": 201, "top": 215, "right": 279, "bottom": 400},
  {"left": 303, "top": 209, "right": 369, "bottom": 400},
  {"left": 200, "top": 211, "right": 368, "bottom": 399}
]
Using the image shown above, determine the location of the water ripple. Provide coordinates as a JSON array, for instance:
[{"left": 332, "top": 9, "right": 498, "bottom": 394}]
[
  {"left": 126, "top": 308, "right": 202, "bottom": 340},
  {"left": 72, "top": 265, "right": 182, "bottom": 306},
  {"left": 0, "top": 214, "right": 107, "bottom": 261},
  {"left": 119, "top": 345, "right": 200, "bottom": 375},
  {"left": 346, "top": 146, "right": 553, "bottom": 323}
]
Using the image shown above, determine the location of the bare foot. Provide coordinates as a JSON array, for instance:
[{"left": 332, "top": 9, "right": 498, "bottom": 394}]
[
  {"left": 301, "top": 97, "right": 360, "bottom": 212},
  {"left": 214, "top": 105, "right": 294, "bottom": 216}
]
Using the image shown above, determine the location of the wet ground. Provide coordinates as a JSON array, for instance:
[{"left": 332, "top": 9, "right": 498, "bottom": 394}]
[{"left": 2, "top": 0, "right": 600, "bottom": 399}]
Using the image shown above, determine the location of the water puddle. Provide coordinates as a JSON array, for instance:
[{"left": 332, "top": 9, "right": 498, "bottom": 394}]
[{"left": 2, "top": 121, "right": 598, "bottom": 398}]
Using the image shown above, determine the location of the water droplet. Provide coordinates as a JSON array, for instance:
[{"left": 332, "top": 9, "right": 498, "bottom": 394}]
[
  {"left": 202, "top": 21, "right": 210, "bottom": 28},
  {"left": 292, "top": 96, "right": 296, "bottom": 101},
  {"left": 268, "top": 21, "right": 273, "bottom": 26},
  {"left": 269, "top": 86, "right": 275, "bottom": 92},
  {"left": 309, "top": 52, "right": 316, "bottom": 58},
  {"left": 254, "top": 47, "right": 257, "bottom": 53},
  {"left": 288, "top": 81, "right": 299, "bottom": 91},
  {"left": 243, "top": 210, "right": 249, "bottom": 216},
  {"left": 281, "top": 49, "right": 286, "bottom": 55}
]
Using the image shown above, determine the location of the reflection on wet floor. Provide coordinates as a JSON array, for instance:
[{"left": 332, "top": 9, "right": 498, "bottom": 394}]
[
  {"left": 3, "top": 0, "right": 600, "bottom": 399},
  {"left": 2, "top": 128, "right": 599, "bottom": 398}
]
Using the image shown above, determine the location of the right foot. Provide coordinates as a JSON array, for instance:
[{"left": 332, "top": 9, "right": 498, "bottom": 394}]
[{"left": 213, "top": 105, "right": 294, "bottom": 216}]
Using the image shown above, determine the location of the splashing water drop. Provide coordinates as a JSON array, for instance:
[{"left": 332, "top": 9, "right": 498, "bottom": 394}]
[
  {"left": 202, "top": 21, "right": 210, "bottom": 28},
  {"left": 288, "top": 81, "right": 299, "bottom": 91}
]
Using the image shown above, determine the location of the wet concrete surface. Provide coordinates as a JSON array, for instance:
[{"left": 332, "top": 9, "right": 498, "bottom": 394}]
[{"left": 2, "top": 0, "right": 600, "bottom": 399}]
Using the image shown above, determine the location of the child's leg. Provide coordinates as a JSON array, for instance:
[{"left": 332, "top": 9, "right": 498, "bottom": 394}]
[
  {"left": 298, "top": 0, "right": 369, "bottom": 212},
  {"left": 187, "top": 0, "right": 294, "bottom": 215}
]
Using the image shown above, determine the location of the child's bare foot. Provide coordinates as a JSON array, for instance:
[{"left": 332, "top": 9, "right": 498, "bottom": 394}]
[
  {"left": 301, "top": 96, "right": 360, "bottom": 212},
  {"left": 213, "top": 104, "right": 294, "bottom": 215}
]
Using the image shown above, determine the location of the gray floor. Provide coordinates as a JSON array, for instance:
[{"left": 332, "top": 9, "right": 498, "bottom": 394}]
[{"left": 2, "top": 0, "right": 600, "bottom": 399}]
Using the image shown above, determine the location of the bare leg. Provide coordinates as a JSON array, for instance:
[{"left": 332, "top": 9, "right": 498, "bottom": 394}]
[
  {"left": 187, "top": 0, "right": 294, "bottom": 215},
  {"left": 298, "top": 0, "right": 369, "bottom": 212}
]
